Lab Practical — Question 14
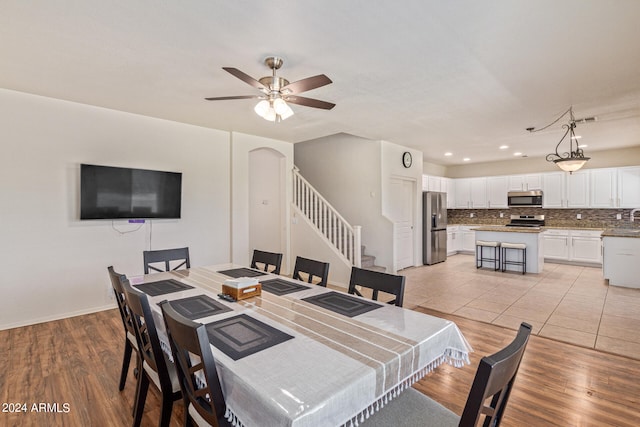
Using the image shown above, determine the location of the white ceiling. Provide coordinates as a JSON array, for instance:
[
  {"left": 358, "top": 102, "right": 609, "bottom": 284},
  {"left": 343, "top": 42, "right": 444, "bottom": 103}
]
[{"left": 2, "top": 0, "right": 640, "bottom": 166}]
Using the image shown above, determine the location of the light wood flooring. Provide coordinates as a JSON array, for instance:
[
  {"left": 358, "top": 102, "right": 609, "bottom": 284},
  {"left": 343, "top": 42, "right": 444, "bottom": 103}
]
[
  {"left": 401, "top": 253, "right": 640, "bottom": 360},
  {"left": 2, "top": 305, "right": 640, "bottom": 426}
]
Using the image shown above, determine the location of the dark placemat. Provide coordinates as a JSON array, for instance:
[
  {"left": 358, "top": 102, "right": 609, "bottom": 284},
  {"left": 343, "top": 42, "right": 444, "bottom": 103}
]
[
  {"left": 166, "top": 295, "right": 232, "bottom": 320},
  {"left": 302, "top": 291, "right": 382, "bottom": 318},
  {"left": 261, "top": 278, "right": 310, "bottom": 296},
  {"left": 205, "top": 314, "right": 294, "bottom": 361},
  {"left": 217, "top": 267, "right": 267, "bottom": 278},
  {"left": 135, "top": 279, "right": 194, "bottom": 297}
]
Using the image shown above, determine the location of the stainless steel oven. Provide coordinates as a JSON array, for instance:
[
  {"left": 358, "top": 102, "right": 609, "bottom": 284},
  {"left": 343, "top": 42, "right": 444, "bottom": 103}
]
[{"left": 507, "top": 190, "right": 543, "bottom": 207}]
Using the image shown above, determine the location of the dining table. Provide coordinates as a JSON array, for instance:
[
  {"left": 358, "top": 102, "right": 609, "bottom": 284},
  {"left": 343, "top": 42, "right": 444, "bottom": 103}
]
[{"left": 130, "top": 263, "right": 472, "bottom": 427}]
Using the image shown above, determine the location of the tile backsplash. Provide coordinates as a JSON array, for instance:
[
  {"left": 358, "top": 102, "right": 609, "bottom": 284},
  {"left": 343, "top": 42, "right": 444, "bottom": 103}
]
[{"left": 447, "top": 207, "right": 640, "bottom": 229}]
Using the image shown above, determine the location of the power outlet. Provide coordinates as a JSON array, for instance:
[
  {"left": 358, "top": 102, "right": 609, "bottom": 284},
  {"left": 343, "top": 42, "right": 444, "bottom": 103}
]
[
  {"left": 577, "top": 213, "right": 582, "bottom": 220},
  {"left": 616, "top": 214, "right": 622, "bottom": 220},
  {"left": 499, "top": 212, "right": 504, "bottom": 218},
  {"left": 470, "top": 213, "right": 475, "bottom": 218}
]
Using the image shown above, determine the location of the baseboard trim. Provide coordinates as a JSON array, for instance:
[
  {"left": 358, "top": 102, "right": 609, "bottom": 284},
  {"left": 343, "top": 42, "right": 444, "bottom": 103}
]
[{"left": 0, "top": 303, "right": 118, "bottom": 331}]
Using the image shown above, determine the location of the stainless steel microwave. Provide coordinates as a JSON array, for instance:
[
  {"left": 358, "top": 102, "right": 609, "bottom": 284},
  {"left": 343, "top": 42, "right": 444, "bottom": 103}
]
[{"left": 508, "top": 190, "right": 543, "bottom": 207}]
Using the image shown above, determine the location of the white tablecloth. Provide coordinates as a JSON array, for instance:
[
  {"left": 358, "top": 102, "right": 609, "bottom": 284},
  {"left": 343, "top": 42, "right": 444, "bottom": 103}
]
[{"left": 136, "top": 264, "right": 472, "bottom": 427}]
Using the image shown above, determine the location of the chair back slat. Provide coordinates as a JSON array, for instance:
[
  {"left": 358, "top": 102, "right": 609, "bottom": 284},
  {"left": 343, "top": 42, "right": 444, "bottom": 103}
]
[
  {"left": 348, "top": 267, "right": 405, "bottom": 307},
  {"left": 250, "top": 249, "right": 283, "bottom": 274},
  {"left": 143, "top": 247, "right": 191, "bottom": 274},
  {"left": 292, "top": 256, "right": 330, "bottom": 287},
  {"left": 161, "top": 301, "right": 227, "bottom": 427},
  {"left": 459, "top": 322, "right": 532, "bottom": 427},
  {"left": 107, "top": 266, "right": 137, "bottom": 338},
  {"left": 122, "top": 281, "right": 173, "bottom": 393}
]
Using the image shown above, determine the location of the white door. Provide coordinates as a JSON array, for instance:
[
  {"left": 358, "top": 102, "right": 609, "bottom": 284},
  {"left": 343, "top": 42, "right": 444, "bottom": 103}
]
[{"left": 389, "top": 178, "right": 415, "bottom": 271}]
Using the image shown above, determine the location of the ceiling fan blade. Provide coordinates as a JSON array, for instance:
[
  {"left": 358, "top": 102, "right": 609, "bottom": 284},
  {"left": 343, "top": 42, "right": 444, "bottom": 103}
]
[
  {"left": 222, "top": 67, "right": 268, "bottom": 91},
  {"left": 281, "top": 74, "right": 332, "bottom": 94},
  {"left": 285, "top": 95, "right": 335, "bottom": 110},
  {"left": 204, "top": 95, "right": 263, "bottom": 101}
]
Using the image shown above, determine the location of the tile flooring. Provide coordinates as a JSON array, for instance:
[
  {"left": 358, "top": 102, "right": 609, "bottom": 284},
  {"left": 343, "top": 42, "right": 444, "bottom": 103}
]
[{"left": 399, "top": 254, "right": 640, "bottom": 360}]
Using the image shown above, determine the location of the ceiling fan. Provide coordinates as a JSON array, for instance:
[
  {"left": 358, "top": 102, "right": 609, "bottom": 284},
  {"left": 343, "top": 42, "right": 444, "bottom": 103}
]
[{"left": 205, "top": 56, "right": 335, "bottom": 122}]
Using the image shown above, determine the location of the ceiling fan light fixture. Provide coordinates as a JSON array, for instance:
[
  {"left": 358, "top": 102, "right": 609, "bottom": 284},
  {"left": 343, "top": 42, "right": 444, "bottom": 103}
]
[
  {"left": 279, "top": 103, "right": 294, "bottom": 120},
  {"left": 273, "top": 98, "right": 288, "bottom": 115},
  {"left": 254, "top": 100, "right": 270, "bottom": 117},
  {"left": 263, "top": 107, "right": 277, "bottom": 122}
]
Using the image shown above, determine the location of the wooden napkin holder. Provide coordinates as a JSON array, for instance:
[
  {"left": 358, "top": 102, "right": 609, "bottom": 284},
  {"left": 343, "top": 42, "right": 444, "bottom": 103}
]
[{"left": 222, "top": 278, "right": 262, "bottom": 301}]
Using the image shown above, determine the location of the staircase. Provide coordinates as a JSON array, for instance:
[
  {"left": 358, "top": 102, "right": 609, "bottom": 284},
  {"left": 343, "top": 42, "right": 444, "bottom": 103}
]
[
  {"left": 360, "top": 246, "right": 386, "bottom": 272},
  {"left": 293, "top": 168, "right": 386, "bottom": 272}
]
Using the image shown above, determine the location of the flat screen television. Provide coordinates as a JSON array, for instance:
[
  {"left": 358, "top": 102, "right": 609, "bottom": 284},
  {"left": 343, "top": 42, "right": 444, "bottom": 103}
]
[{"left": 80, "top": 164, "right": 182, "bottom": 220}]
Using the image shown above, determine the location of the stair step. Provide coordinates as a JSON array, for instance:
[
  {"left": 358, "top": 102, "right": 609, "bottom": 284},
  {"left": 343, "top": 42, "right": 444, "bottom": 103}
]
[
  {"left": 361, "top": 265, "right": 387, "bottom": 273},
  {"left": 361, "top": 254, "right": 375, "bottom": 268}
]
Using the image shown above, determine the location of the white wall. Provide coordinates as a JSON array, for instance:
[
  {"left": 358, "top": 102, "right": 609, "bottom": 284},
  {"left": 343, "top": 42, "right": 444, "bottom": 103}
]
[
  {"left": 0, "top": 89, "right": 231, "bottom": 330},
  {"left": 380, "top": 141, "right": 424, "bottom": 269},
  {"left": 231, "top": 132, "right": 293, "bottom": 272},
  {"left": 249, "top": 148, "right": 285, "bottom": 256},
  {"left": 294, "top": 133, "right": 423, "bottom": 273}
]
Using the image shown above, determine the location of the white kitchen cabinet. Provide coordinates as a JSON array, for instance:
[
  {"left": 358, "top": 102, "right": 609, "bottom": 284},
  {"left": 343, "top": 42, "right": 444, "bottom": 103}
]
[
  {"left": 441, "top": 178, "right": 455, "bottom": 209},
  {"left": 590, "top": 168, "right": 617, "bottom": 208},
  {"left": 543, "top": 229, "right": 602, "bottom": 265},
  {"left": 486, "top": 176, "right": 509, "bottom": 209},
  {"left": 618, "top": 166, "right": 640, "bottom": 208},
  {"left": 460, "top": 226, "right": 476, "bottom": 252},
  {"left": 570, "top": 230, "right": 602, "bottom": 264},
  {"left": 543, "top": 229, "right": 570, "bottom": 260},
  {"left": 566, "top": 170, "right": 590, "bottom": 208},
  {"left": 508, "top": 174, "right": 543, "bottom": 191},
  {"left": 544, "top": 170, "right": 589, "bottom": 208},
  {"left": 454, "top": 179, "right": 471, "bottom": 208},
  {"left": 423, "top": 175, "right": 454, "bottom": 207},
  {"left": 603, "top": 236, "right": 640, "bottom": 288},
  {"left": 428, "top": 175, "right": 442, "bottom": 192},
  {"left": 542, "top": 172, "right": 566, "bottom": 208},
  {"left": 447, "top": 225, "right": 459, "bottom": 255},
  {"left": 454, "top": 178, "right": 487, "bottom": 209}
]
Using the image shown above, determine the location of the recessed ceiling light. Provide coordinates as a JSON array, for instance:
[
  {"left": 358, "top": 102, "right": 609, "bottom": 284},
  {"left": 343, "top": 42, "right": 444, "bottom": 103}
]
[
  {"left": 571, "top": 135, "right": 582, "bottom": 140},
  {"left": 513, "top": 152, "right": 522, "bottom": 156},
  {"left": 499, "top": 145, "right": 509, "bottom": 150},
  {"left": 444, "top": 152, "right": 453, "bottom": 156},
  {"left": 463, "top": 157, "right": 470, "bottom": 162},
  {"left": 578, "top": 144, "right": 588, "bottom": 148}
]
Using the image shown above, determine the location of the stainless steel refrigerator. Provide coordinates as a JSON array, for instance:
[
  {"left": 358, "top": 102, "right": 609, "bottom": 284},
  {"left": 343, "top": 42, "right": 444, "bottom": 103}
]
[{"left": 423, "top": 191, "right": 447, "bottom": 265}]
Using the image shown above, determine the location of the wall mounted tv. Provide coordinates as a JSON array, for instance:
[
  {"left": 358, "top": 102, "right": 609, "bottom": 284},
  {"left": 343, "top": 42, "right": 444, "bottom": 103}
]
[{"left": 80, "top": 164, "right": 182, "bottom": 220}]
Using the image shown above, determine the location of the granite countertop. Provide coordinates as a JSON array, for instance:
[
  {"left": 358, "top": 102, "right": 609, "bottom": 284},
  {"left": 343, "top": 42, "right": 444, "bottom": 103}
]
[
  {"left": 470, "top": 226, "right": 543, "bottom": 233},
  {"left": 601, "top": 229, "right": 640, "bottom": 238}
]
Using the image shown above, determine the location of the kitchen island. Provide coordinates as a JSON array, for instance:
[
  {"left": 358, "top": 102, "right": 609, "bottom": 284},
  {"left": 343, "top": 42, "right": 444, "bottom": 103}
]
[
  {"left": 472, "top": 226, "right": 544, "bottom": 273},
  {"left": 602, "top": 229, "right": 640, "bottom": 288}
]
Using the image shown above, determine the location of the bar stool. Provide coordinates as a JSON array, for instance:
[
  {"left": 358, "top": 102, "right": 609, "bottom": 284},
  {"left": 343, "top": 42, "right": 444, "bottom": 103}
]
[
  {"left": 476, "top": 240, "right": 501, "bottom": 271},
  {"left": 501, "top": 242, "right": 527, "bottom": 274}
]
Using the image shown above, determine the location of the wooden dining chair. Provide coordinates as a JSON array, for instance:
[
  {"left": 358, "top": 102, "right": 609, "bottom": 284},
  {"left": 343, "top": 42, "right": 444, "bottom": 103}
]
[
  {"left": 361, "top": 322, "right": 532, "bottom": 427},
  {"left": 292, "top": 256, "right": 330, "bottom": 287},
  {"left": 107, "top": 266, "right": 140, "bottom": 393},
  {"left": 123, "top": 281, "right": 182, "bottom": 427},
  {"left": 160, "top": 301, "right": 232, "bottom": 427},
  {"left": 143, "top": 247, "right": 191, "bottom": 274},
  {"left": 250, "top": 249, "right": 283, "bottom": 274},
  {"left": 348, "top": 267, "right": 406, "bottom": 307}
]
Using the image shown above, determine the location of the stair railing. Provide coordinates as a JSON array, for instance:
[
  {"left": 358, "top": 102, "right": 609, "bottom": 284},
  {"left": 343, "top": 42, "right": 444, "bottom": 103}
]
[{"left": 293, "top": 167, "right": 361, "bottom": 267}]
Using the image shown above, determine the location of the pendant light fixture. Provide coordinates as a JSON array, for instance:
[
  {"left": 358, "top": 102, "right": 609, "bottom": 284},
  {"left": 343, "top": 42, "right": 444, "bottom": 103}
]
[{"left": 528, "top": 107, "right": 592, "bottom": 174}]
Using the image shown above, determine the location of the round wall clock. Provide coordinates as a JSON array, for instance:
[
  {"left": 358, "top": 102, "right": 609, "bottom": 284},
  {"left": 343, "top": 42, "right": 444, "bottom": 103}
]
[{"left": 402, "top": 151, "right": 412, "bottom": 168}]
